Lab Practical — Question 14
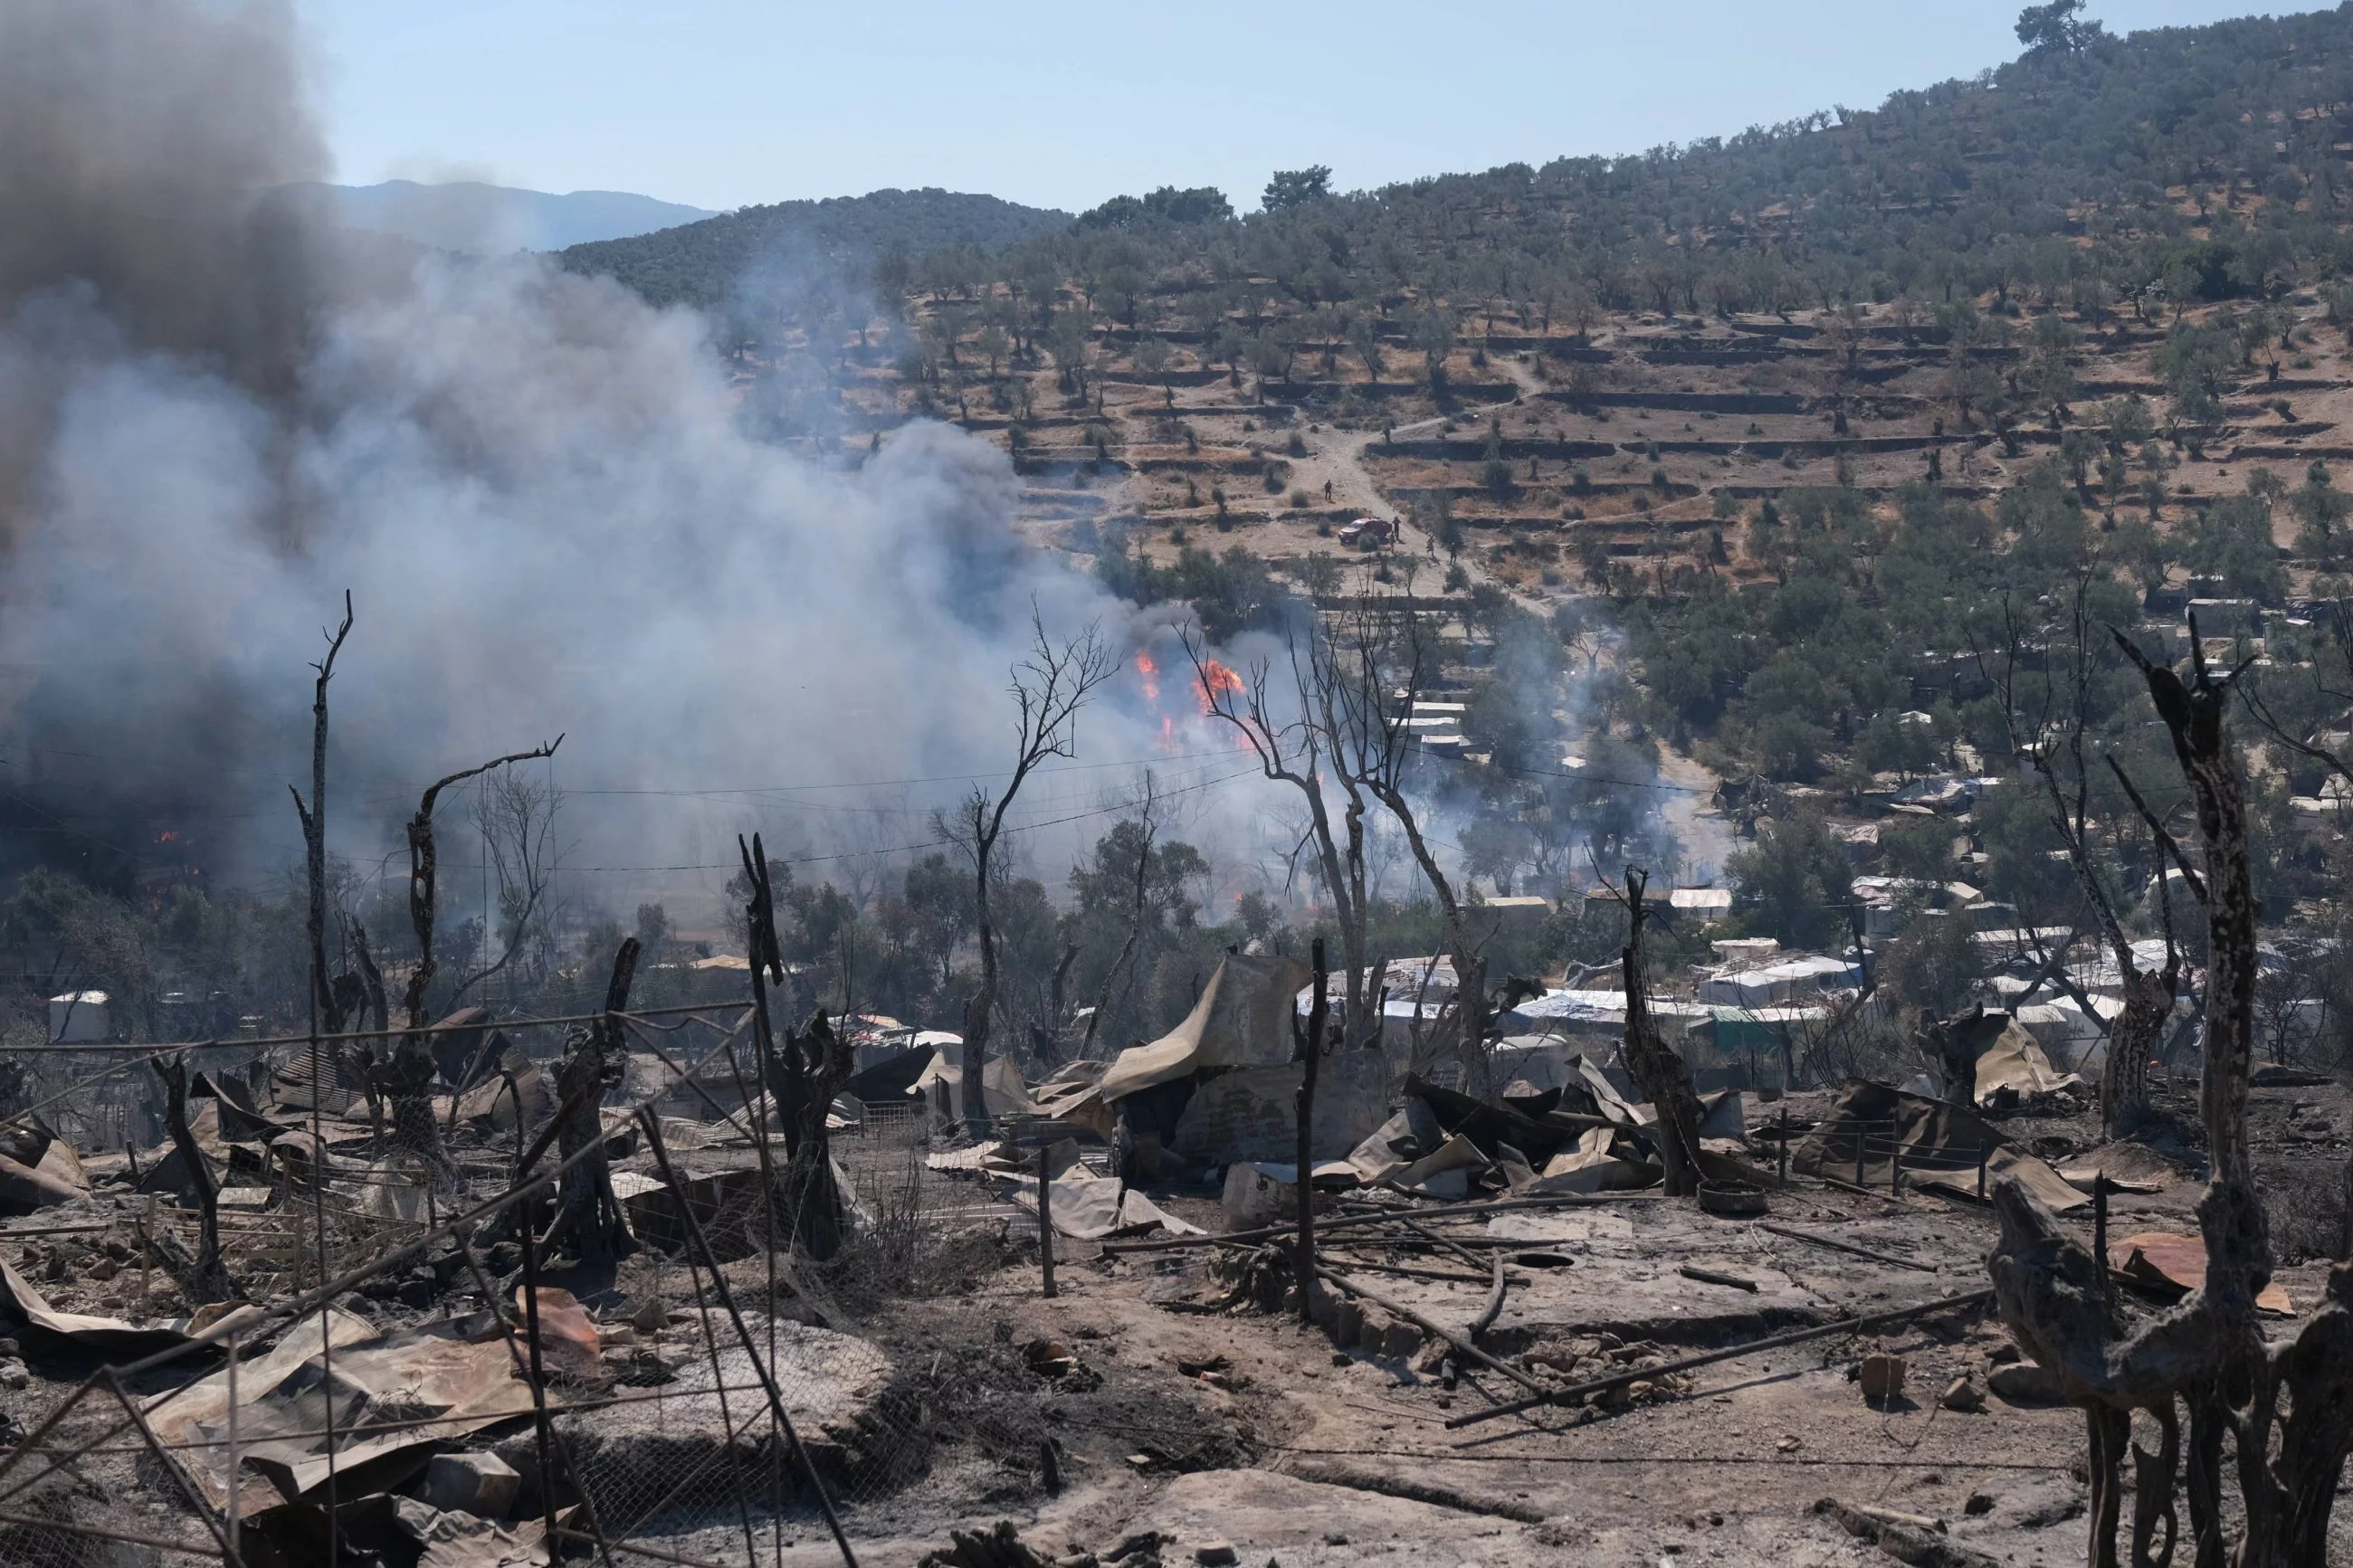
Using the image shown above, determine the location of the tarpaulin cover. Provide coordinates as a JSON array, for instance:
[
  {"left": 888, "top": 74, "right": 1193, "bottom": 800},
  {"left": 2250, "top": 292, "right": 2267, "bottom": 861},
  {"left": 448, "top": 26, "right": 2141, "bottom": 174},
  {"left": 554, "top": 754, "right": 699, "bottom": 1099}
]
[
  {"left": 2110, "top": 1231, "right": 2293, "bottom": 1316},
  {"left": 1974, "top": 1020, "right": 2083, "bottom": 1104},
  {"left": 1792, "top": 1078, "right": 2087, "bottom": 1212},
  {"left": 1168, "top": 1050, "right": 1389, "bottom": 1164},
  {"left": 845, "top": 1043, "right": 936, "bottom": 1104},
  {"left": 1095, "top": 953, "right": 1318, "bottom": 1106},
  {"left": 1096, "top": 965, "right": 1224, "bottom": 1103},
  {"left": 1012, "top": 1169, "right": 1203, "bottom": 1239},
  {"left": 0, "top": 1117, "right": 84, "bottom": 1215}
]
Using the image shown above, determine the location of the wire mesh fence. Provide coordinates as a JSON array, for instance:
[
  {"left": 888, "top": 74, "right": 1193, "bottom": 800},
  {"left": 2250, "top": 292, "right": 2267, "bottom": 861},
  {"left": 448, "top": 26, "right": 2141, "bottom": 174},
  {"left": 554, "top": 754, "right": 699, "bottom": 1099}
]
[{"left": 0, "top": 998, "right": 1074, "bottom": 1568}]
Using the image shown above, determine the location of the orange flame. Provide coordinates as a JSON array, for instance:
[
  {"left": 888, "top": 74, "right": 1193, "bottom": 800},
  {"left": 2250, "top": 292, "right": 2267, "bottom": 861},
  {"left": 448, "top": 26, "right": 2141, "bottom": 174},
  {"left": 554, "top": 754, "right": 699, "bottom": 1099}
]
[
  {"left": 1195, "top": 659, "right": 1245, "bottom": 714},
  {"left": 156, "top": 830, "right": 179, "bottom": 844},
  {"left": 1134, "top": 651, "right": 1161, "bottom": 706}
]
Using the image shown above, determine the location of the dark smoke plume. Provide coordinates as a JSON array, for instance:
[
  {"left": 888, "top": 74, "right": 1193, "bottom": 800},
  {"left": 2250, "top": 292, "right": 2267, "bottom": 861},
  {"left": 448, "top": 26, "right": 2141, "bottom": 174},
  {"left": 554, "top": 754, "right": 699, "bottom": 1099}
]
[{"left": 0, "top": 0, "right": 1169, "bottom": 901}]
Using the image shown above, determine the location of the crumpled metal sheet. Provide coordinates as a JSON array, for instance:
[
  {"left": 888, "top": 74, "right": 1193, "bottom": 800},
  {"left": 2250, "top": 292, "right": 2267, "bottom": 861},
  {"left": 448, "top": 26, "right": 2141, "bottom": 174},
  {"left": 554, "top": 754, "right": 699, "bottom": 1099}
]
[
  {"left": 142, "top": 1302, "right": 594, "bottom": 1519},
  {"left": 0, "top": 1254, "right": 235, "bottom": 1356}
]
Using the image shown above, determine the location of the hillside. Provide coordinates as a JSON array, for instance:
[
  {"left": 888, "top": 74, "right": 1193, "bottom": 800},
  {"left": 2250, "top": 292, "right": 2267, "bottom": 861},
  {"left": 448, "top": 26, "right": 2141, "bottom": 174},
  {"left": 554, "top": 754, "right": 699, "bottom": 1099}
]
[
  {"left": 632, "top": 2, "right": 2353, "bottom": 971},
  {"left": 302, "top": 178, "right": 713, "bottom": 252},
  {"left": 557, "top": 186, "right": 1070, "bottom": 310}
]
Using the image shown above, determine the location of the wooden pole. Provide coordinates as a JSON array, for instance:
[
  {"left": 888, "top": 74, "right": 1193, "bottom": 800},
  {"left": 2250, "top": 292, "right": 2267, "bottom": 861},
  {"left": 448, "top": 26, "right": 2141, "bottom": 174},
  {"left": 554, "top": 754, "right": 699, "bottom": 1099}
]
[
  {"left": 1295, "top": 937, "right": 1329, "bottom": 1325},
  {"left": 224, "top": 1329, "right": 240, "bottom": 1568},
  {"left": 1037, "top": 1148, "right": 1057, "bottom": 1299}
]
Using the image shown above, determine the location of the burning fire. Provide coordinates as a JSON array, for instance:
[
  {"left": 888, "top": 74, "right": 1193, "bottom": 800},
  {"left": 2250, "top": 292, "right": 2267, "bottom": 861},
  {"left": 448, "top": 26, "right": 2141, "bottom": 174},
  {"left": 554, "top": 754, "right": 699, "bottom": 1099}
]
[
  {"left": 156, "top": 829, "right": 179, "bottom": 843},
  {"left": 1195, "top": 659, "right": 1244, "bottom": 714},
  {"left": 1134, "top": 650, "right": 1161, "bottom": 704}
]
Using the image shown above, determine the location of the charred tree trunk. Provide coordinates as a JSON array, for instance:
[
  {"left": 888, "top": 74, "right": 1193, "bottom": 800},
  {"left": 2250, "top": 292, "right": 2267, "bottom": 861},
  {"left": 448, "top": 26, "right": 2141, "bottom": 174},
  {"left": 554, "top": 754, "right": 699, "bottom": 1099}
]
[
  {"left": 2101, "top": 965, "right": 2174, "bottom": 1135},
  {"left": 1618, "top": 869, "right": 1706, "bottom": 1196},
  {"left": 738, "top": 833, "right": 854, "bottom": 1259},
  {"left": 290, "top": 593, "right": 354, "bottom": 1041},
  {"left": 764, "top": 1011, "right": 854, "bottom": 1260},
  {"left": 1294, "top": 937, "right": 1329, "bottom": 1324},
  {"left": 151, "top": 1052, "right": 230, "bottom": 1304},
  {"left": 1985, "top": 637, "right": 2353, "bottom": 1568},
  {"left": 540, "top": 938, "right": 638, "bottom": 1269},
  {"left": 350, "top": 921, "right": 389, "bottom": 1033}
]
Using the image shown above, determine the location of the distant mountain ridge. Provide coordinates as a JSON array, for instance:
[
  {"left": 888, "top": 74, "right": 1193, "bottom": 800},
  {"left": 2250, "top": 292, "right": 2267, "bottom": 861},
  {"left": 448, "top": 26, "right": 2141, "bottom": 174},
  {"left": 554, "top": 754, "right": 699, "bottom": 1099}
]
[
  {"left": 558, "top": 188, "right": 1071, "bottom": 310},
  {"left": 304, "top": 179, "right": 717, "bottom": 254}
]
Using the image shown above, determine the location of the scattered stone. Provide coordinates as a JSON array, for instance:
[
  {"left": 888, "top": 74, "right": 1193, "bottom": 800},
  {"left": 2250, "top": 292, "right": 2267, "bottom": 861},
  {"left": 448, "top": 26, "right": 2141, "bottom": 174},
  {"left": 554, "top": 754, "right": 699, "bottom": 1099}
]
[
  {"left": 1194, "top": 1543, "right": 1237, "bottom": 1566},
  {"left": 1776, "top": 1435, "right": 1802, "bottom": 1453},
  {"left": 1987, "top": 1362, "right": 2066, "bottom": 1405},
  {"left": 602, "top": 1323, "right": 637, "bottom": 1347},
  {"left": 627, "top": 1298, "right": 667, "bottom": 1335},
  {"left": 1377, "top": 1320, "right": 1421, "bottom": 1360},
  {"left": 1986, "top": 1341, "right": 2022, "bottom": 1366},
  {"left": 1024, "top": 1338, "right": 1077, "bottom": 1377},
  {"left": 1860, "top": 1353, "right": 1908, "bottom": 1403},
  {"left": 84, "top": 1258, "right": 117, "bottom": 1282},
  {"left": 1940, "top": 1374, "right": 1986, "bottom": 1412},
  {"left": 0, "top": 1362, "right": 28, "bottom": 1391},
  {"left": 1176, "top": 1354, "right": 1229, "bottom": 1377},
  {"left": 1964, "top": 1493, "right": 1995, "bottom": 1516},
  {"left": 0, "top": 1338, "right": 20, "bottom": 1359},
  {"left": 417, "top": 1450, "right": 520, "bottom": 1518}
]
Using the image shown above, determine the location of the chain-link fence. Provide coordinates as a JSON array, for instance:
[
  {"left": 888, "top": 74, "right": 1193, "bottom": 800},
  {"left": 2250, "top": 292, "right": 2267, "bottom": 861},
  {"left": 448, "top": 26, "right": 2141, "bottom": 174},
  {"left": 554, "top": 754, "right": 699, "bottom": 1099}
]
[{"left": 0, "top": 1003, "right": 1074, "bottom": 1567}]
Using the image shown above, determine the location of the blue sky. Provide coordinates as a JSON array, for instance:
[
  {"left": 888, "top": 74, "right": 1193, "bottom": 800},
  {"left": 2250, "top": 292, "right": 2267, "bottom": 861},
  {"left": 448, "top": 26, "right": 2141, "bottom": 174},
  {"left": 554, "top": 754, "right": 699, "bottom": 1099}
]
[{"left": 298, "top": 1, "right": 2295, "bottom": 214}]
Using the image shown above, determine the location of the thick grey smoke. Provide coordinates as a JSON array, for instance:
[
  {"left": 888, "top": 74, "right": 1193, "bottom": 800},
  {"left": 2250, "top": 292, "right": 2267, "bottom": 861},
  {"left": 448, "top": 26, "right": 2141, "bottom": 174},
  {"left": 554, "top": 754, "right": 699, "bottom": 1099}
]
[{"left": 0, "top": 0, "right": 1181, "bottom": 901}]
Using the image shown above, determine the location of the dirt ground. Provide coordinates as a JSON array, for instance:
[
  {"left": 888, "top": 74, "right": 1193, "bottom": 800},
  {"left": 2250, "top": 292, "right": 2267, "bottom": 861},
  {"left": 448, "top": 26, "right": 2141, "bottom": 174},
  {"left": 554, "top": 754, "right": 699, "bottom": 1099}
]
[
  {"left": 0, "top": 1078, "right": 2342, "bottom": 1566},
  {"left": 582, "top": 1080, "right": 2352, "bottom": 1568}
]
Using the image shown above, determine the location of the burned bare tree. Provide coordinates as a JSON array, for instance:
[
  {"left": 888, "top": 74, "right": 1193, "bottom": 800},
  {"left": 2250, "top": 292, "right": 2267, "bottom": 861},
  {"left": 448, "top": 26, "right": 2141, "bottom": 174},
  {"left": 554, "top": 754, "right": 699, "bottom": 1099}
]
[
  {"left": 289, "top": 591, "right": 354, "bottom": 1041},
  {"left": 380, "top": 737, "right": 563, "bottom": 1183},
  {"left": 1327, "top": 592, "right": 1493, "bottom": 1091},
  {"left": 1186, "top": 619, "right": 1378, "bottom": 1050},
  {"left": 1616, "top": 868, "right": 1706, "bottom": 1195},
  {"left": 938, "top": 610, "right": 1114, "bottom": 1136},
  {"left": 538, "top": 936, "right": 637, "bottom": 1270},
  {"left": 1987, "top": 633, "right": 2353, "bottom": 1567},
  {"left": 1188, "top": 579, "right": 1481, "bottom": 1066},
  {"left": 1985, "top": 582, "right": 2183, "bottom": 1135},
  {"left": 454, "top": 768, "right": 569, "bottom": 1005}
]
